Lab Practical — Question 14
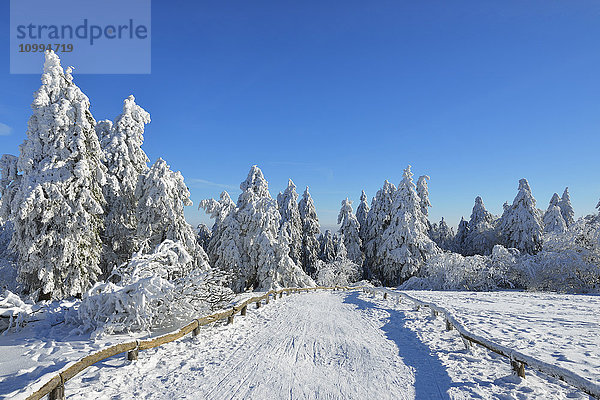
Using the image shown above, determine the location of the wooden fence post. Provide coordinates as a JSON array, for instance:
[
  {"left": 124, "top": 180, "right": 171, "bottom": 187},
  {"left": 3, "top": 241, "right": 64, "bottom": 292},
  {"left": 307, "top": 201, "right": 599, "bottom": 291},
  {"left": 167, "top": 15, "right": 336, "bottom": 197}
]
[
  {"left": 227, "top": 315, "right": 234, "bottom": 325},
  {"left": 256, "top": 300, "right": 261, "bottom": 309},
  {"left": 445, "top": 319, "right": 453, "bottom": 331},
  {"left": 241, "top": 305, "right": 247, "bottom": 316},
  {"left": 462, "top": 337, "right": 472, "bottom": 352},
  {"left": 266, "top": 294, "right": 270, "bottom": 304},
  {"left": 279, "top": 292, "right": 283, "bottom": 299},
  {"left": 127, "top": 341, "right": 139, "bottom": 361},
  {"left": 193, "top": 320, "right": 201, "bottom": 337},
  {"left": 511, "top": 360, "right": 526, "bottom": 378},
  {"left": 383, "top": 292, "right": 388, "bottom": 300},
  {"left": 49, "top": 376, "right": 65, "bottom": 400}
]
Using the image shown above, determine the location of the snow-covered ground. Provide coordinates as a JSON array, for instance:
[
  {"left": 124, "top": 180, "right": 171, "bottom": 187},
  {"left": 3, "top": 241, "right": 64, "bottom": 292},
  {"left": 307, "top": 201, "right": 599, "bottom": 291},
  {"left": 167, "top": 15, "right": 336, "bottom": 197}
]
[
  {"left": 404, "top": 290, "right": 600, "bottom": 387},
  {"left": 0, "top": 298, "right": 149, "bottom": 399},
  {"left": 63, "top": 290, "right": 415, "bottom": 399},
  {"left": 1, "top": 289, "right": 596, "bottom": 399}
]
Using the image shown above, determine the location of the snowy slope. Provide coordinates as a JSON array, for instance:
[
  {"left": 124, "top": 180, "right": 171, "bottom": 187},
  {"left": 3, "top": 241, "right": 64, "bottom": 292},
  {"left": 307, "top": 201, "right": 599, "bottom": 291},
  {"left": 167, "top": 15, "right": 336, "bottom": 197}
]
[
  {"left": 404, "top": 290, "right": 600, "bottom": 386},
  {"left": 42, "top": 290, "right": 594, "bottom": 399}
]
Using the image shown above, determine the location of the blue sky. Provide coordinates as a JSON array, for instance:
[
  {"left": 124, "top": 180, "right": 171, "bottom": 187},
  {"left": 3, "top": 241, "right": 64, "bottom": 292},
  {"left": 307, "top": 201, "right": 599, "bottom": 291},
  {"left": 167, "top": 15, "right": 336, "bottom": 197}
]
[{"left": 1, "top": 1, "right": 600, "bottom": 231}]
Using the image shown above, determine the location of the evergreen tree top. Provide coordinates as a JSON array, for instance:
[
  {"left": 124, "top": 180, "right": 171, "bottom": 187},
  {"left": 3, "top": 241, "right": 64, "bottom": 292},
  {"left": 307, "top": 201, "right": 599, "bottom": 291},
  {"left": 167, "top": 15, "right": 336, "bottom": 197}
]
[
  {"left": 239, "top": 165, "right": 270, "bottom": 204},
  {"left": 337, "top": 198, "right": 354, "bottom": 224},
  {"left": 549, "top": 193, "right": 561, "bottom": 207}
]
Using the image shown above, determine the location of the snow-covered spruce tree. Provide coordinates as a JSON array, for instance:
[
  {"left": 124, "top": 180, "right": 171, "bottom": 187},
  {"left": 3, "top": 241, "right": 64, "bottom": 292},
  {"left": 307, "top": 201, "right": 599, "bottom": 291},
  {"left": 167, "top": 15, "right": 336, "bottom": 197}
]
[
  {"left": 205, "top": 166, "right": 313, "bottom": 291},
  {"left": 135, "top": 158, "right": 206, "bottom": 272},
  {"left": 543, "top": 193, "right": 562, "bottom": 230},
  {"left": 199, "top": 191, "right": 240, "bottom": 274},
  {"left": 543, "top": 205, "right": 567, "bottom": 234},
  {"left": 453, "top": 217, "right": 469, "bottom": 254},
  {"left": 196, "top": 223, "right": 212, "bottom": 251},
  {"left": 548, "top": 192, "right": 560, "bottom": 208},
  {"left": 298, "top": 186, "right": 321, "bottom": 276},
  {"left": 277, "top": 179, "right": 303, "bottom": 267},
  {"left": 11, "top": 51, "right": 106, "bottom": 300},
  {"left": 337, "top": 198, "right": 363, "bottom": 265},
  {"left": 100, "top": 95, "right": 151, "bottom": 275},
  {"left": 313, "top": 232, "right": 361, "bottom": 286},
  {"left": 497, "top": 179, "right": 543, "bottom": 255},
  {"left": 465, "top": 196, "right": 497, "bottom": 256},
  {"left": 200, "top": 191, "right": 236, "bottom": 235},
  {"left": 356, "top": 190, "right": 370, "bottom": 243},
  {"left": 0, "top": 154, "right": 19, "bottom": 224},
  {"left": 362, "top": 180, "right": 396, "bottom": 273},
  {"left": 416, "top": 175, "right": 432, "bottom": 234},
  {"left": 95, "top": 120, "right": 112, "bottom": 144},
  {"left": 373, "top": 166, "right": 439, "bottom": 285},
  {"left": 318, "top": 230, "right": 336, "bottom": 263},
  {"left": 431, "top": 217, "right": 454, "bottom": 251},
  {"left": 559, "top": 187, "right": 575, "bottom": 227},
  {"left": 333, "top": 232, "right": 347, "bottom": 260}
]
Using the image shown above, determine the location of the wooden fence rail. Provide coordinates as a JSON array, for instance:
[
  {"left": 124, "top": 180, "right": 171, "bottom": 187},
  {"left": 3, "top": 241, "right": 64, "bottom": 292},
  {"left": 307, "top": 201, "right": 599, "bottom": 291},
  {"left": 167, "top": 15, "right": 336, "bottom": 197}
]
[
  {"left": 365, "top": 287, "right": 600, "bottom": 399},
  {"left": 21, "top": 286, "right": 353, "bottom": 400}
]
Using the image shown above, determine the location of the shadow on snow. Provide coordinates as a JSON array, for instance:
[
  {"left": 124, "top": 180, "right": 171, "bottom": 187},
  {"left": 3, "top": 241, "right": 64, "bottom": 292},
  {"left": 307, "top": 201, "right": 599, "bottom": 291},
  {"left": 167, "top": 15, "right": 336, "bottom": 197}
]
[{"left": 343, "top": 291, "right": 453, "bottom": 400}]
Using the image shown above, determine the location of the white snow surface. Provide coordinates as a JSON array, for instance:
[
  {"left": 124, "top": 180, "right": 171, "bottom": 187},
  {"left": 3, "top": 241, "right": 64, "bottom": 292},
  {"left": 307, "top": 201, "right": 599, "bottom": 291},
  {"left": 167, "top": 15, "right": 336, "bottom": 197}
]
[
  {"left": 404, "top": 290, "right": 600, "bottom": 386},
  {"left": 1, "top": 290, "right": 596, "bottom": 399}
]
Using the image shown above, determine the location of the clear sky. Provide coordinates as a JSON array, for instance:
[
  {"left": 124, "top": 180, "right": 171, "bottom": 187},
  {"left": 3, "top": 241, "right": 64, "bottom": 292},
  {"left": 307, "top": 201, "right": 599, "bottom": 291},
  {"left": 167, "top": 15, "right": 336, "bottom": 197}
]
[{"left": 1, "top": 1, "right": 599, "bottom": 231}]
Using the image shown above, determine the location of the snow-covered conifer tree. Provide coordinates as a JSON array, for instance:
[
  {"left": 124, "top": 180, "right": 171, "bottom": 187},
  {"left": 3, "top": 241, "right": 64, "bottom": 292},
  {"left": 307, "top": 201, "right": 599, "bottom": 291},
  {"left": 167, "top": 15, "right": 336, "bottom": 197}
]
[
  {"left": 314, "top": 233, "right": 361, "bottom": 287},
  {"left": 277, "top": 179, "right": 303, "bottom": 267},
  {"left": 199, "top": 191, "right": 241, "bottom": 274},
  {"left": 135, "top": 158, "right": 203, "bottom": 271},
  {"left": 333, "top": 233, "right": 347, "bottom": 260},
  {"left": 0, "top": 155, "right": 19, "bottom": 224},
  {"left": 95, "top": 120, "right": 112, "bottom": 143},
  {"left": 337, "top": 198, "right": 363, "bottom": 265},
  {"left": 232, "top": 166, "right": 313, "bottom": 290},
  {"left": 373, "top": 166, "right": 438, "bottom": 285},
  {"left": 416, "top": 175, "right": 431, "bottom": 218},
  {"left": 431, "top": 217, "right": 454, "bottom": 250},
  {"left": 558, "top": 187, "right": 575, "bottom": 227},
  {"left": 356, "top": 190, "right": 370, "bottom": 243},
  {"left": 298, "top": 186, "right": 321, "bottom": 275},
  {"left": 201, "top": 166, "right": 313, "bottom": 291},
  {"left": 465, "top": 196, "right": 497, "bottom": 255},
  {"left": 543, "top": 205, "right": 567, "bottom": 234},
  {"left": 200, "top": 191, "right": 236, "bottom": 232},
  {"left": 11, "top": 52, "right": 106, "bottom": 300},
  {"left": 362, "top": 180, "right": 396, "bottom": 271},
  {"left": 196, "top": 223, "right": 212, "bottom": 251},
  {"left": 453, "top": 217, "right": 469, "bottom": 254},
  {"left": 318, "top": 230, "right": 336, "bottom": 263},
  {"left": 548, "top": 193, "right": 560, "bottom": 209},
  {"left": 497, "top": 179, "right": 543, "bottom": 254},
  {"left": 100, "top": 95, "right": 151, "bottom": 274}
]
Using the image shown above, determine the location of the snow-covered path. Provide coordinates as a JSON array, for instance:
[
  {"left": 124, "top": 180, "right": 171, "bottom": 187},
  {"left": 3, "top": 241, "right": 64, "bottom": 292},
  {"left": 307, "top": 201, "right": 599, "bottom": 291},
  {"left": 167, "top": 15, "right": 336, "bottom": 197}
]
[
  {"left": 66, "top": 290, "right": 416, "bottom": 399},
  {"left": 36, "top": 290, "right": 593, "bottom": 399}
]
